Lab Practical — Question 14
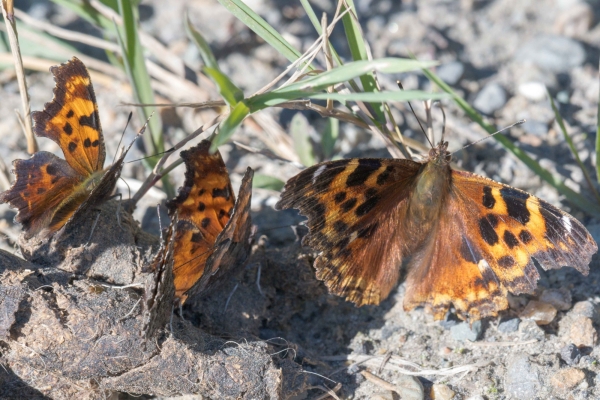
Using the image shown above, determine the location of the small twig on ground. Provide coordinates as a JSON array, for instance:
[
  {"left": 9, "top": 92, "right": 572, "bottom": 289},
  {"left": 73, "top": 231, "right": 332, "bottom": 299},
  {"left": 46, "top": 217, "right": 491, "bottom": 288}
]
[
  {"left": 361, "top": 370, "right": 398, "bottom": 393},
  {"left": 308, "top": 382, "right": 342, "bottom": 400}
]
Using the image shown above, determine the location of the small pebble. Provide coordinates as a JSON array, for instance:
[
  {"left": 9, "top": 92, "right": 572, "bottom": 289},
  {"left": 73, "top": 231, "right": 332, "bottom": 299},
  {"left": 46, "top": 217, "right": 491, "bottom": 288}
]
[
  {"left": 450, "top": 320, "right": 483, "bottom": 342},
  {"left": 437, "top": 61, "right": 464, "bottom": 85},
  {"left": 519, "top": 319, "right": 545, "bottom": 341},
  {"left": 520, "top": 300, "right": 557, "bottom": 325},
  {"left": 396, "top": 374, "right": 425, "bottom": 400},
  {"left": 520, "top": 120, "right": 548, "bottom": 137},
  {"left": 518, "top": 81, "right": 547, "bottom": 101},
  {"left": 473, "top": 82, "right": 507, "bottom": 115},
  {"left": 498, "top": 317, "right": 521, "bottom": 333},
  {"left": 550, "top": 368, "right": 585, "bottom": 390},
  {"left": 515, "top": 34, "right": 585, "bottom": 73},
  {"left": 465, "top": 396, "right": 485, "bottom": 400},
  {"left": 560, "top": 343, "right": 582, "bottom": 365},
  {"left": 571, "top": 301, "right": 598, "bottom": 321},
  {"left": 430, "top": 383, "right": 455, "bottom": 400},
  {"left": 439, "top": 346, "right": 452, "bottom": 356},
  {"left": 567, "top": 316, "right": 597, "bottom": 347},
  {"left": 539, "top": 288, "right": 572, "bottom": 311},
  {"left": 440, "top": 312, "right": 461, "bottom": 330}
]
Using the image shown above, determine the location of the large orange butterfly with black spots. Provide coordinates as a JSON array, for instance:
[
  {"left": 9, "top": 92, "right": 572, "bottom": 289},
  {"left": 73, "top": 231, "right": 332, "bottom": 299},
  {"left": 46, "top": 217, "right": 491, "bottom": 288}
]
[{"left": 277, "top": 139, "right": 597, "bottom": 321}]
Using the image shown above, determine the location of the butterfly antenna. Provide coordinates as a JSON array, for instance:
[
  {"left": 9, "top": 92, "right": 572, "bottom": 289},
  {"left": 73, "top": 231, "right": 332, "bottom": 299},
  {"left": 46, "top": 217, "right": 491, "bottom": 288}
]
[
  {"left": 113, "top": 112, "right": 133, "bottom": 162},
  {"left": 397, "top": 81, "right": 433, "bottom": 148},
  {"left": 434, "top": 101, "right": 447, "bottom": 143},
  {"left": 126, "top": 148, "right": 175, "bottom": 164},
  {"left": 451, "top": 120, "right": 526, "bottom": 155}
]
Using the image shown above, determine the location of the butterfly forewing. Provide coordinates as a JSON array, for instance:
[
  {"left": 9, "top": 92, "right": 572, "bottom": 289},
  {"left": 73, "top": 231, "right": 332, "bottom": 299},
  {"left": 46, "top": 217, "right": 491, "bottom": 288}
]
[
  {"left": 276, "top": 158, "right": 423, "bottom": 306},
  {"left": 33, "top": 57, "right": 105, "bottom": 177}
]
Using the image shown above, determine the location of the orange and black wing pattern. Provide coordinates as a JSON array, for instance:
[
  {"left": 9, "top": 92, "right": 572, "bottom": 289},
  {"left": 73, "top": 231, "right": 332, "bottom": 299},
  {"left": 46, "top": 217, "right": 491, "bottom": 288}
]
[
  {"left": 403, "top": 171, "right": 598, "bottom": 320},
  {"left": 276, "top": 158, "right": 422, "bottom": 306},
  {"left": 167, "top": 140, "right": 253, "bottom": 303}
]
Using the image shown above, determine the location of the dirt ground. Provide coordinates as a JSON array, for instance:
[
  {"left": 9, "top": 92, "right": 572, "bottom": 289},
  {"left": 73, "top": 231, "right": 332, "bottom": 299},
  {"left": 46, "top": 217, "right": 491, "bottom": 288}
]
[{"left": 2, "top": 0, "right": 600, "bottom": 399}]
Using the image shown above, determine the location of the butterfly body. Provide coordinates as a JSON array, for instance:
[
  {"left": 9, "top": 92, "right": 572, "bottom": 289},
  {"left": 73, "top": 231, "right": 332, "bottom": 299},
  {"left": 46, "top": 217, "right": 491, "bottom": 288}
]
[{"left": 277, "top": 140, "right": 597, "bottom": 321}]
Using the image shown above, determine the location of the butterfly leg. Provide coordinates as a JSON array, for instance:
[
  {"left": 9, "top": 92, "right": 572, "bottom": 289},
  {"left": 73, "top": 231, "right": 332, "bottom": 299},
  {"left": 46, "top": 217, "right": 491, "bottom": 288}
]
[
  {"left": 111, "top": 193, "right": 123, "bottom": 229},
  {"left": 84, "top": 211, "right": 102, "bottom": 246},
  {"left": 224, "top": 283, "right": 239, "bottom": 312}
]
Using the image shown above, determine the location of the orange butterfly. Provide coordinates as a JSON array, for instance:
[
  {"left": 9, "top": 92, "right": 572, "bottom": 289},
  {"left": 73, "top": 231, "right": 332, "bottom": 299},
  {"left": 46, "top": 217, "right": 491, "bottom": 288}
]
[
  {"left": 0, "top": 57, "right": 137, "bottom": 239},
  {"left": 165, "top": 140, "right": 253, "bottom": 304},
  {"left": 277, "top": 139, "right": 597, "bottom": 321}
]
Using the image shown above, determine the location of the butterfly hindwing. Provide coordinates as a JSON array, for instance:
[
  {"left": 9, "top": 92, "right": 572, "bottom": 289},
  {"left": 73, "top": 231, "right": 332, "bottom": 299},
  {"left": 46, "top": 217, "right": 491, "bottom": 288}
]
[{"left": 277, "top": 158, "right": 423, "bottom": 306}]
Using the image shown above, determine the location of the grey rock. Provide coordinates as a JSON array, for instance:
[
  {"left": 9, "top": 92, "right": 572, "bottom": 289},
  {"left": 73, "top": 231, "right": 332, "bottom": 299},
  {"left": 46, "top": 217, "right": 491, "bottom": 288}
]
[
  {"left": 539, "top": 288, "right": 572, "bottom": 311},
  {"left": 570, "top": 301, "right": 598, "bottom": 321},
  {"left": 437, "top": 61, "right": 464, "bottom": 85},
  {"left": 396, "top": 374, "right": 425, "bottom": 400},
  {"left": 498, "top": 317, "right": 521, "bottom": 333},
  {"left": 519, "top": 319, "right": 545, "bottom": 341},
  {"left": 450, "top": 320, "right": 483, "bottom": 341},
  {"left": 560, "top": 343, "right": 582, "bottom": 365},
  {"left": 521, "top": 120, "right": 548, "bottom": 136},
  {"left": 505, "top": 354, "right": 540, "bottom": 399},
  {"left": 440, "top": 312, "right": 461, "bottom": 330},
  {"left": 473, "top": 82, "right": 507, "bottom": 115},
  {"left": 515, "top": 35, "right": 585, "bottom": 73}
]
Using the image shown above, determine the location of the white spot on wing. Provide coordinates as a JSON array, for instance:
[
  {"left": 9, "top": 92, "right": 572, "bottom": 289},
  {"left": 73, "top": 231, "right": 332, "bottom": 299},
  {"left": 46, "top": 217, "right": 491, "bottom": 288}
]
[
  {"left": 312, "top": 164, "right": 327, "bottom": 184},
  {"left": 348, "top": 231, "right": 358, "bottom": 245},
  {"left": 562, "top": 215, "right": 572, "bottom": 233}
]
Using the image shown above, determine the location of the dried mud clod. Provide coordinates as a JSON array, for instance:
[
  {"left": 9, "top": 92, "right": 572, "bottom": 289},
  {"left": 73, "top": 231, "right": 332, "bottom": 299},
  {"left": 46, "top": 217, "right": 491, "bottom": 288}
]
[{"left": 0, "top": 202, "right": 307, "bottom": 399}]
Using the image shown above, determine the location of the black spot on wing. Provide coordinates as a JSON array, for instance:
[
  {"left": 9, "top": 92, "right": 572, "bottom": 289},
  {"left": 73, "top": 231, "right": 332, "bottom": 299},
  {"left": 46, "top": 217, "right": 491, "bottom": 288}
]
[
  {"left": 460, "top": 236, "right": 482, "bottom": 264},
  {"left": 198, "top": 202, "right": 205, "bottom": 212},
  {"left": 333, "top": 220, "right": 348, "bottom": 233},
  {"left": 64, "top": 122, "right": 73, "bottom": 135},
  {"left": 66, "top": 110, "right": 74, "bottom": 119},
  {"left": 355, "top": 196, "right": 379, "bottom": 217},
  {"left": 346, "top": 159, "right": 381, "bottom": 187},
  {"left": 79, "top": 113, "right": 96, "bottom": 128},
  {"left": 201, "top": 218, "right": 211, "bottom": 229},
  {"left": 501, "top": 187, "right": 530, "bottom": 224},
  {"left": 482, "top": 186, "right": 495, "bottom": 209},
  {"left": 519, "top": 229, "right": 533, "bottom": 244},
  {"left": 334, "top": 192, "right": 346, "bottom": 203},
  {"left": 498, "top": 255, "right": 515, "bottom": 269},
  {"left": 376, "top": 165, "right": 394, "bottom": 185},
  {"left": 479, "top": 214, "right": 499, "bottom": 245},
  {"left": 68, "top": 142, "right": 77, "bottom": 153},
  {"left": 84, "top": 138, "right": 92, "bottom": 148},
  {"left": 212, "top": 186, "right": 231, "bottom": 199},
  {"left": 503, "top": 230, "right": 519, "bottom": 248},
  {"left": 357, "top": 222, "right": 378, "bottom": 239},
  {"left": 340, "top": 198, "right": 357, "bottom": 213},
  {"left": 191, "top": 232, "right": 203, "bottom": 243}
]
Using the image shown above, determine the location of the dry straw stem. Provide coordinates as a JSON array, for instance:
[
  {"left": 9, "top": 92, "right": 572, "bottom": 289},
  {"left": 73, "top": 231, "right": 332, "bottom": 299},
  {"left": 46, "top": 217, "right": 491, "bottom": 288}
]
[
  {"left": 309, "top": 383, "right": 342, "bottom": 400},
  {"left": 13, "top": 8, "right": 207, "bottom": 103},
  {"left": 1, "top": 0, "right": 37, "bottom": 154},
  {"left": 323, "top": 353, "right": 488, "bottom": 379},
  {"left": 360, "top": 370, "right": 400, "bottom": 393}
]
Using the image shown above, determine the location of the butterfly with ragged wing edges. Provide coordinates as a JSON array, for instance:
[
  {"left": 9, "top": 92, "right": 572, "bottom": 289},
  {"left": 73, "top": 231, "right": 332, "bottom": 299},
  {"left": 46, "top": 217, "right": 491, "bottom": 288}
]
[
  {"left": 165, "top": 140, "right": 254, "bottom": 304},
  {"left": 0, "top": 57, "right": 139, "bottom": 239},
  {"left": 276, "top": 139, "right": 597, "bottom": 321}
]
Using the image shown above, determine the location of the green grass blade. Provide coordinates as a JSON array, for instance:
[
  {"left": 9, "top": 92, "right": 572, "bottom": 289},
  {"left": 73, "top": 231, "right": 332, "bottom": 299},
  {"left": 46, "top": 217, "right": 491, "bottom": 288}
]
[
  {"left": 217, "top": 0, "right": 312, "bottom": 69},
  {"left": 340, "top": 0, "right": 384, "bottom": 123},
  {"left": 116, "top": 0, "right": 163, "bottom": 156},
  {"left": 210, "top": 101, "right": 250, "bottom": 152},
  {"left": 184, "top": 13, "right": 219, "bottom": 70},
  {"left": 423, "top": 67, "right": 600, "bottom": 215},
  {"left": 203, "top": 66, "right": 244, "bottom": 107},
  {"left": 253, "top": 174, "right": 285, "bottom": 191},
  {"left": 248, "top": 88, "right": 443, "bottom": 110},
  {"left": 272, "top": 58, "right": 435, "bottom": 94},
  {"left": 322, "top": 117, "right": 339, "bottom": 160},
  {"left": 290, "top": 113, "right": 316, "bottom": 166},
  {"left": 548, "top": 89, "right": 600, "bottom": 203}
]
